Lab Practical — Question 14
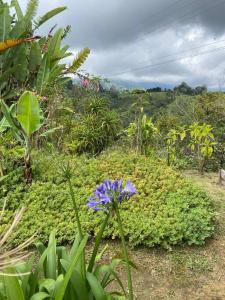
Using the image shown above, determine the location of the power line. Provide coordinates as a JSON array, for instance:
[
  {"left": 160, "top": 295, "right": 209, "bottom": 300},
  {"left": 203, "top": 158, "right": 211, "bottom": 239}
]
[
  {"left": 108, "top": 38, "right": 225, "bottom": 77},
  {"left": 136, "top": 0, "right": 225, "bottom": 43},
  {"left": 107, "top": 45, "right": 225, "bottom": 77},
  {"left": 119, "top": 0, "right": 225, "bottom": 65}
]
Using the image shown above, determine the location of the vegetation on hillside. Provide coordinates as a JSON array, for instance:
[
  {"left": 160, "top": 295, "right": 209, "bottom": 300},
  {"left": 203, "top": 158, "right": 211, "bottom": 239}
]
[{"left": 0, "top": 0, "right": 224, "bottom": 298}]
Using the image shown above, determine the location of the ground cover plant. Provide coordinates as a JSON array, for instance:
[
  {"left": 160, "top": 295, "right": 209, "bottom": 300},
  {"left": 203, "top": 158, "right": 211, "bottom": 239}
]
[{"left": 0, "top": 150, "right": 215, "bottom": 250}]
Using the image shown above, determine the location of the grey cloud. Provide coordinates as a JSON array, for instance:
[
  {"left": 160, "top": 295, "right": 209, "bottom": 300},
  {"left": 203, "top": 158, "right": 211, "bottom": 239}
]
[{"left": 19, "top": 0, "right": 225, "bottom": 88}]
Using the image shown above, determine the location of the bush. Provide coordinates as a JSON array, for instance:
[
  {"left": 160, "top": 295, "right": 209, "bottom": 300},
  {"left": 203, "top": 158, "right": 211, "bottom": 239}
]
[
  {"left": 64, "top": 97, "right": 122, "bottom": 155},
  {"left": 1, "top": 150, "right": 215, "bottom": 248}
]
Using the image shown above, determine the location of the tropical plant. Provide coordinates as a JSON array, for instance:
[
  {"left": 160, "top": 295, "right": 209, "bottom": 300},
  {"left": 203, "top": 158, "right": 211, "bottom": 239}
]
[
  {"left": 0, "top": 91, "right": 50, "bottom": 183},
  {"left": 68, "top": 97, "right": 122, "bottom": 155},
  {"left": 127, "top": 114, "right": 158, "bottom": 155},
  {"left": 189, "top": 122, "right": 217, "bottom": 174},
  {"left": 0, "top": 231, "right": 127, "bottom": 300},
  {"left": 166, "top": 126, "right": 186, "bottom": 166},
  {"left": 0, "top": 0, "right": 90, "bottom": 99}
]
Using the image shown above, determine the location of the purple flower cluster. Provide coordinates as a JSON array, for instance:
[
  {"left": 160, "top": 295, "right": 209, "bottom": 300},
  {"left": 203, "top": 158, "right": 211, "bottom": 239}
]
[{"left": 87, "top": 180, "right": 136, "bottom": 211}]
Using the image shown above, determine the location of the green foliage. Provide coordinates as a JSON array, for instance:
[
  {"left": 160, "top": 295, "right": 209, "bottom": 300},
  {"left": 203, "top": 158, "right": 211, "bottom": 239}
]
[
  {"left": 166, "top": 126, "right": 186, "bottom": 166},
  {"left": 67, "top": 48, "right": 91, "bottom": 74},
  {"left": 1, "top": 91, "right": 47, "bottom": 183},
  {"left": 0, "top": 231, "right": 126, "bottom": 299},
  {"left": 127, "top": 114, "right": 158, "bottom": 155},
  {"left": 65, "top": 97, "right": 122, "bottom": 155},
  {"left": 189, "top": 122, "right": 217, "bottom": 173},
  {"left": 0, "top": 1, "right": 90, "bottom": 98},
  {"left": 1, "top": 150, "right": 215, "bottom": 249},
  {"left": 16, "top": 91, "right": 41, "bottom": 137}
]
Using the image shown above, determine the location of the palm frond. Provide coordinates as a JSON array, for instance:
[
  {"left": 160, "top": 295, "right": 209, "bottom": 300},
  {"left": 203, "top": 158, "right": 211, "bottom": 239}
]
[{"left": 66, "top": 48, "right": 90, "bottom": 74}]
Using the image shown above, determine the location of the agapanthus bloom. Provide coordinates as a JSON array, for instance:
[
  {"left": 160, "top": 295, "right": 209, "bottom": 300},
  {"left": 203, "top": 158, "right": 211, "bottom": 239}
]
[{"left": 87, "top": 179, "right": 136, "bottom": 211}]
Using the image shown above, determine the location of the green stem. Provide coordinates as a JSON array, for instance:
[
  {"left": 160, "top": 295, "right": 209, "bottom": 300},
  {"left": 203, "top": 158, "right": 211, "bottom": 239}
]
[
  {"left": 68, "top": 178, "right": 86, "bottom": 279},
  {"left": 87, "top": 212, "right": 110, "bottom": 273},
  {"left": 115, "top": 204, "right": 134, "bottom": 300},
  {"left": 68, "top": 179, "right": 83, "bottom": 238}
]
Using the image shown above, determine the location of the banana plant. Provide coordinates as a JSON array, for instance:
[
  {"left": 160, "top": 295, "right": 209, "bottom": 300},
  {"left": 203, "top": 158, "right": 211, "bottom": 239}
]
[
  {"left": 0, "top": 0, "right": 90, "bottom": 99},
  {"left": 0, "top": 91, "right": 48, "bottom": 183}
]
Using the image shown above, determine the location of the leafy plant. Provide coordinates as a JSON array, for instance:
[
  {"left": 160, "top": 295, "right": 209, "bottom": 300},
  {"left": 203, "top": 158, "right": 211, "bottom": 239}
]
[
  {"left": 66, "top": 97, "right": 122, "bottom": 155},
  {"left": 127, "top": 114, "right": 158, "bottom": 155},
  {"left": 0, "top": 232, "right": 127, "bottom": 299},
  {"left": 0, "top": 0, "right": 90, "bottom": 99},
  {"left": 166, "top": 126, "right": 186, "bottom": 166},
  {"left": 189, "top": 122, "right": 217, "bottom": 174},
  {"left": 1, "top": 150, "right": 215, "bottom": 249},
  {"left": 1, "top": 91, "right": 48, "bottom": 183}
]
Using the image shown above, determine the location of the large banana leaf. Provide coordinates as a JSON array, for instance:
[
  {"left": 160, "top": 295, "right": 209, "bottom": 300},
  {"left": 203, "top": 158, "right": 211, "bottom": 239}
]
[
  {"left": 35, "top": 7, "right": 67, "bottom": 28},
  {"left": 0, "top": 5, "right": 11, "bottom": 41},
  {"left": 16, "top": 91, "right": 42, "bottom": 137},
  {"left": 13, "top": 44, "right": 28, "bottom": 81},
  {"left": 48, "top": 29, "right": 64, "bottom": 60},
  {"left": 29, "top": 42, "right": 42, "bottom": 72},
  {"left": 36, "top": 54, "right": 50, "bottom": 92}
]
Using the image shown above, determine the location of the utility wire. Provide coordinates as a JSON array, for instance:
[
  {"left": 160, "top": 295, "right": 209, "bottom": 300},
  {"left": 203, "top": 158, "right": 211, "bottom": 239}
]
[
  {"left": 108, "top": 38, "right": 225, "bottom": 77},
  {"left": 107, "top": 45, "right": 225, "bottom": 77},
  {"left": 102, "top": 0, "right": 225, "bottom": 77}
]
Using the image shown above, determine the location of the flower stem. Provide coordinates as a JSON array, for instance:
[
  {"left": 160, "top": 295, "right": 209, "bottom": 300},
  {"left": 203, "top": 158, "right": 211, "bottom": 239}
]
[
  {"left": 68, "top": 178, "right": 86, "bottom": 279},
  {"left": 68, "top": 179, "right": 83, "bottom": 238},
  {"left": 115, "top": 204, "right": 134, "bottom": 300},
  {"left": 87, "top": 212, "right": 110, "bottom": 273}
]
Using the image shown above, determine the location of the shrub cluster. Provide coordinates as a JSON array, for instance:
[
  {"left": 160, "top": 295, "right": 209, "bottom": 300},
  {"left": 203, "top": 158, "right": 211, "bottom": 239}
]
[{"left": 1, "top": 150, "right": 215, "bottom": 248}]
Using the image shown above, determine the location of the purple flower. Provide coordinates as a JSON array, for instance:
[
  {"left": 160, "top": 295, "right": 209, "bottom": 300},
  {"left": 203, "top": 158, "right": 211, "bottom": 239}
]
[{"left": 87, "top": 179, "right": 136, "bottom": 211}]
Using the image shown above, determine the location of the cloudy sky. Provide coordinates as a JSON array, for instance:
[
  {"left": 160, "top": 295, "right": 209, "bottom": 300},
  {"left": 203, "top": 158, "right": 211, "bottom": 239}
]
[{"left": 20, "top": 0, "right": 225, "bottom": 88}]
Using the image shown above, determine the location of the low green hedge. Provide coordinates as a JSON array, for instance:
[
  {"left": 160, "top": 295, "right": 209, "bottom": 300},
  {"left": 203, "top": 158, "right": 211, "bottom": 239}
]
[{"left": 1, "top": 150, "right": 215, "bottom": 248}]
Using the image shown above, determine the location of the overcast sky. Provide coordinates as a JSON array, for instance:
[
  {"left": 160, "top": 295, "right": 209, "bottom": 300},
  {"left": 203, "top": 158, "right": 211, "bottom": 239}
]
[{"left": 20, "top": 0, "right": 225, "bottom": 88}]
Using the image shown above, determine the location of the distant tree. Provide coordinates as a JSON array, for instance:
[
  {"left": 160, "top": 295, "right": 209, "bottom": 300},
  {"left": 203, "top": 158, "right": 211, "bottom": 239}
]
[
  {"left": 146, "top": 87, "right": 162, "bottom": 92},
  {"left": 132, "top": 89, "right": 146, "bottom": 94},
  {"left": 194, "top": 85, "right": 207, "bottom": 95},
  {"left": 108, "top": 85, "right": 118, "bottom": 97},
  {"left": 174, "top": 82, "right": 193, "bottom": 95}
]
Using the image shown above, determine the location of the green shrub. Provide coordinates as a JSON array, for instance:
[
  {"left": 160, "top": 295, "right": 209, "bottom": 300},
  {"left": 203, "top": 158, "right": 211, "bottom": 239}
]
[
  {"left": 64, "top": 97, "right": 122, "bottom": 155},
  {"left": 1, "top": 150, "right": 215, "bottom": 248}
]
